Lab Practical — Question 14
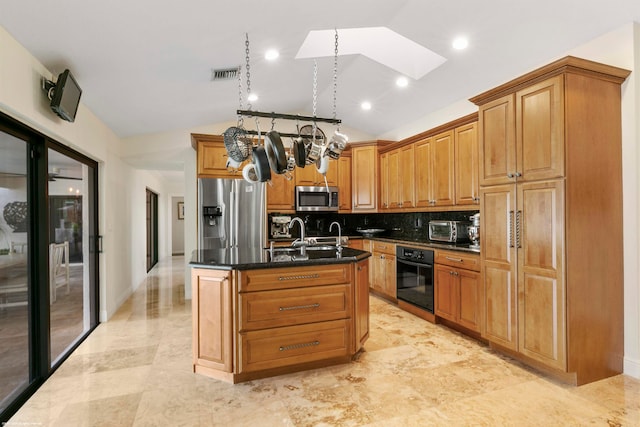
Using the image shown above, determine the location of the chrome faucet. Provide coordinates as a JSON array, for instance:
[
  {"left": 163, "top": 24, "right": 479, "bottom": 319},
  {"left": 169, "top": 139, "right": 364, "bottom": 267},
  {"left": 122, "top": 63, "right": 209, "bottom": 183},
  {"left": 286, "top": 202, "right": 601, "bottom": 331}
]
[
  {"left": 329, "top": 221, "right": 343, "bottom": 254},
  {"left": 289, "top": 217, "right": 307, "bottom": 256}
]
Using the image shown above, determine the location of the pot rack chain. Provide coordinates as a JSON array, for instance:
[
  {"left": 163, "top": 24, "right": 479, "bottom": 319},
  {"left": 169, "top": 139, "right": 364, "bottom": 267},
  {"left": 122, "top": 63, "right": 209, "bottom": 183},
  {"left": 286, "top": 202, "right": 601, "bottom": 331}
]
[
  {"left": 245, "top": 33, "right": 252, "bottom": 111},
  {"left": 237, "top": 58, "right": 244, "bottom": 127},
  {"left": 333, "top": 29, "right": 339, "bottom": 131},
  {"left": 235, "top": 32, "right": 341, "bottom": 131}
]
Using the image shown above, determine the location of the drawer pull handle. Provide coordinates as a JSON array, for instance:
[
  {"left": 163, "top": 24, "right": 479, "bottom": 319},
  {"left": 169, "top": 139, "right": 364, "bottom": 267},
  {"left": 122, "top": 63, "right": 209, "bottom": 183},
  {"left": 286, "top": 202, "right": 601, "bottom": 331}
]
[
  {"left": 279, "top": 303, "right": 320, "bottom": 311},
  {"left": 445, "top": 256, "right": 463, "bottom": 263},
  {"left": 279, "top": 340, "right": 320, "bottom": 352},
  {"left": 278, "top": 273, "right": 320, "bottom": 281}
]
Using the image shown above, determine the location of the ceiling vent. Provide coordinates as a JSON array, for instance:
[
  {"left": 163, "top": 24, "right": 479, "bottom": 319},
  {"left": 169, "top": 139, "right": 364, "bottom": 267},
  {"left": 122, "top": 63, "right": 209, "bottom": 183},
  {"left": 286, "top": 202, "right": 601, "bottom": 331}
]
[{"left": 211, "top": 67, "right": 240, "bottom": 81}]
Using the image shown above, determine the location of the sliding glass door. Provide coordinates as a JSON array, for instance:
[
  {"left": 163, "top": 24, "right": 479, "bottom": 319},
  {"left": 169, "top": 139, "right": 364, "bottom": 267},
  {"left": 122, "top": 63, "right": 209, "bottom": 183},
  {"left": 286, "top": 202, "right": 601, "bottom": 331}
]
[
  {"left": 0, "top": 129, "right": 30, "bottom": 415},
  {"left": 47, "top": 147, "right": 97, "bottom": 366},
  {"left": 0, "top": 113, "right": 99, "bottom": 422}
]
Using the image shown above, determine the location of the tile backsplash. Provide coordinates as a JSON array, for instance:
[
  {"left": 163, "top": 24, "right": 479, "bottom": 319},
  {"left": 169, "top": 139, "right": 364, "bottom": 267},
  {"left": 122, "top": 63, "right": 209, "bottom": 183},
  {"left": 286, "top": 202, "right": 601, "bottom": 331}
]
[{"left": 269, "top": 210, "right": 479, "bottom": 242}]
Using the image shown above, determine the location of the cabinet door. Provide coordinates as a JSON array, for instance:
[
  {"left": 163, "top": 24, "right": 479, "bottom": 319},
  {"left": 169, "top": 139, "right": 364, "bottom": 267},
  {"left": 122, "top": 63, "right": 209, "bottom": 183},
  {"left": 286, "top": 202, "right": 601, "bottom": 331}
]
[
  {"left": 388, "top": 150, "right": 400, "bottom": 208},
  {"left": 431, "top": 130, "right": 455, "bottom": 206},
  {"left": 516, "top": 76, "right": 565, "bottom": 182},
  {"left": 324, "top": 160, "right": 339, "bottom": 186},
  {"left": 455, "top": 122, "right": 479, "bottom": 205},
  {"left": 383, "top": 254, "right": 397, "bottom": 300},
  {"left": 352, "top": 146, "right": 378, "bottom": 211},
  {"left": 400, "top": 144, "right": 415, "bottom": 208},
  {"left": 480, "top": 184, "right": 517, "bottom": 350},
  {"left": 458, "top": 268, "right": 481, "bottom": 332},
  {"left": 517, "top": 180, "right": 566, "bottom": 370},
  {"left": 379, "top": 152, "right": 390, "bottom": 210},
  {"left": 295, "top": 165, "right": 319, "bottom": 186},
  {"left": 338, "top": 156, "right": 352, "bottom": 212},
  {"left": 435, "top": 264, "right": 457, "bottom": 322},
  {"left": 478, "top": 94, "right": 516, "bottom": 186},
  {"left": 267, "top": 173, "right": 295, "bottom": 212},
  {"left": 198, "top": 141, "right": 243, "bottom": 179},
  {"left": 192, "top": 269, "right": 233, "bottom": 372},
  {"left": 414, "top": 138, "right": 433, "bottom": 207},
  {"left": 354, "top": 259, "right": 370, "bottom": 351}
]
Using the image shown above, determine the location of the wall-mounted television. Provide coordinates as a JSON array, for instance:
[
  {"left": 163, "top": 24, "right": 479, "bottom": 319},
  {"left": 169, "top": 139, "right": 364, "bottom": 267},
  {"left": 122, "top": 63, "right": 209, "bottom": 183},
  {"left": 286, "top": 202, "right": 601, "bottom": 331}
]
[{"left": 48, "top": 69, "right": 82, "bottom": 122}]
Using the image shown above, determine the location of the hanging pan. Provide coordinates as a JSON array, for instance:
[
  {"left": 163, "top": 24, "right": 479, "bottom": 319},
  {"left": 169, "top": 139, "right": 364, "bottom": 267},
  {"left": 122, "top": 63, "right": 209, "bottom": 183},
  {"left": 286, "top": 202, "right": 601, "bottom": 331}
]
[{"left": 264, "top": 130, "right": 288, "bottom": 174}]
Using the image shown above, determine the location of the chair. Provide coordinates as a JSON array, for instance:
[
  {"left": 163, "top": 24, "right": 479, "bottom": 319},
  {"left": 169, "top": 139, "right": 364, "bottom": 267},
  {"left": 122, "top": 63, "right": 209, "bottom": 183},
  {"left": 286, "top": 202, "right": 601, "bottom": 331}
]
[{"left": 50, "top": 241, "right": 70, "bottom": 303}]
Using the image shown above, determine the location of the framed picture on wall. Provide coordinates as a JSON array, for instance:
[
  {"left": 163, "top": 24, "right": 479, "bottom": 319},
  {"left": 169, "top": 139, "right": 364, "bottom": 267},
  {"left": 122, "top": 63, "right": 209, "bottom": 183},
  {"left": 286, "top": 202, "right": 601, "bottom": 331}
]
[{"left": 177, "top": 202, "right": 184, "bottom": 220}]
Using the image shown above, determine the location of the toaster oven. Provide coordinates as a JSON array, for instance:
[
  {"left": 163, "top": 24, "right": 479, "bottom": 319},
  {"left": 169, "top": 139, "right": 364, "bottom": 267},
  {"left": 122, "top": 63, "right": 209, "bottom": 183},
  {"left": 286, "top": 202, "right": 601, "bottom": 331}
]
[{"left": 428, "top": 220, "right": 471, "bottom": 243}]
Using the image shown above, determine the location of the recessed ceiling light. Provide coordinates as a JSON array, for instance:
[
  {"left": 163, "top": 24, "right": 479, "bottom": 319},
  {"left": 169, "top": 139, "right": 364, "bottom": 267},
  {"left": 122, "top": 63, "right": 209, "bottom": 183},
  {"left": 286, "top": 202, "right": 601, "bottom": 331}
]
[
  {"left": 248, "top": 93, "right": 258, "bottom": 102},
  {"left": 452, "top": 36, "right": 469, "bottom": 50},
  {"left": 265, "top": 49, "right": 279, "bottom": 61},
  {"left": 361, "top": 101, "right": 372, "bottom": 111},
  {"left": 396, "top": 76, "right": 409, "bottom": 88}
]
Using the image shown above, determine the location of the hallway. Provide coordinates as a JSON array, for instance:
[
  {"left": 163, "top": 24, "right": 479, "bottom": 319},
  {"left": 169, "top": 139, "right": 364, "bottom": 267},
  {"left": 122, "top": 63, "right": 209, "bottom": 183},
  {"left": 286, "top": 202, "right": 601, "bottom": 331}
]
[{"left": 8, "top": 256, "right": 640, "bottom": 426}]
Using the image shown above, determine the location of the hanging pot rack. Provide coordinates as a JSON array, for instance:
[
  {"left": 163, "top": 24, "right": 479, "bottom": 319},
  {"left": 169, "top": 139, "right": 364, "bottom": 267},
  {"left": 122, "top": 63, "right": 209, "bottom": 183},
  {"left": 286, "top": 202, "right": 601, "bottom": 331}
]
[{"left": 236, "top": 109, "right": 340, "bottom": 139}]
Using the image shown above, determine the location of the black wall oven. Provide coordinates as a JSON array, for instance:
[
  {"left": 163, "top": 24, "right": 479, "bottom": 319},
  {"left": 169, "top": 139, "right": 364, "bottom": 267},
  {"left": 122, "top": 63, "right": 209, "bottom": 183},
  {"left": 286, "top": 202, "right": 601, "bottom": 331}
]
[{"left": 396, "top": 246, "right": 434, "bottom": 313}]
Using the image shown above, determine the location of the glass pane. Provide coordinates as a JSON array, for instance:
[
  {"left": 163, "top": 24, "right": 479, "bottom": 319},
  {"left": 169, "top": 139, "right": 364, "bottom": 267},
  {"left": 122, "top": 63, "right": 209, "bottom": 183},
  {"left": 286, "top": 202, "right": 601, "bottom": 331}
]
[
  {"left": 0, "top": 132, "right": 30, "bottom": 412},
  {"left": 48, "top": 149, "right": 92, "bottom": 366}
]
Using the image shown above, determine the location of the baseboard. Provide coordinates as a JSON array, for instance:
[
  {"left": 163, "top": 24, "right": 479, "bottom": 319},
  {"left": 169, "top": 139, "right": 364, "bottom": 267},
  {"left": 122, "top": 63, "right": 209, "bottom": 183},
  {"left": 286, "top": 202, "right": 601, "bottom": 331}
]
[{"left": 624, "top": 355, "right": 640, "bottom": 379}]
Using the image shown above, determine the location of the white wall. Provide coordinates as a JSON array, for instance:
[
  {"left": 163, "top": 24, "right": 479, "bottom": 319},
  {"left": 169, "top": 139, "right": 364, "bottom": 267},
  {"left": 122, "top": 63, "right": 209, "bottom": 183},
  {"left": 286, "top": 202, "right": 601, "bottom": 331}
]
[{"left": 0, "top": 25, "right": 172, "bottom": 321}]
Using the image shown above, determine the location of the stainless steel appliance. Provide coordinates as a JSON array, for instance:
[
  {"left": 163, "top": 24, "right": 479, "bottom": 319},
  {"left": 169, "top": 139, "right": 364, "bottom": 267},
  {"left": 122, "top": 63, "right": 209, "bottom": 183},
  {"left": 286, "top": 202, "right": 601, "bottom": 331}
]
[
  {"left": 270, "top": 215, "right": 292, "bottom": 238},
  {"left": 295, "top": 186, "right": 338, "bottom": 212},
  {"left": 468, "top": 213, "right": 480, "bottom": 249},
  {"left": 428, "top": 220, "right": 471, "bottom": 243},
  {"left": 198, "top": 178, "right": 266, "bottom": 250},
  {"left": 396, "top": 246, "right": 434, "bottom": 313}
]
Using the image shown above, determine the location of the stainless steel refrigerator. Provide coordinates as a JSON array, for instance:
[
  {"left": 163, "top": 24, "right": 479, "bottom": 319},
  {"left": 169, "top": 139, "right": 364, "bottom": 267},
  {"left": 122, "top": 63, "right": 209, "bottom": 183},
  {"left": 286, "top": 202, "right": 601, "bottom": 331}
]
[{"left": 197, "top": 178, "right": 266, "bottom": 250}]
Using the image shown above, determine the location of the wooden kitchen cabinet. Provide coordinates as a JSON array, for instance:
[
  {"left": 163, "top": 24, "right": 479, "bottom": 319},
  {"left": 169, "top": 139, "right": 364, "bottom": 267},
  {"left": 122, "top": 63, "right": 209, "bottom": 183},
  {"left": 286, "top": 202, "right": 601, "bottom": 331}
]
[
  {"left": 471, "top": 56, "right": 630, "bottom": 385},
  {"left": 352, "top": 144, "right": 379, "bottom": 212},
  {"left": 379, "top": 152, "right": 390, "bottom": 210},
  {"left": 337, "top": 154, "right": 352, "bottom": 212},
  {"left": 476, "top": 76, "right": 564, "bottom": 186},
  {"left": 354, "top": 259, "right": 370, "bottom": 351},
  {"left": 193, "top": 134, "right": 246, "bottom": 179},
  {"left": 381, "top": 145, "right": 415, "bottom": 210},
  {"left": 435, "top": 250, "right": 481, "bottom": 333},
  {"left": 370, "top": 241, "right": 396, "bottom": 301},
  {"left": 295, "top": 161, "right": 338, "bottom": 187},
  {"left": 414, "top": 130, "right": 455, "bottom": 207},
  {"left": 399, "top": 145, "right": 415, "bottom": 208},
  {"left": 192, "top": 269, "right": 233, "bottom": 375},
  {"left": 267, "top": 172, "right": 295, "bottom": 212},
  {"left": 454, "top": 122, "right": 479, "bottom": 205}
]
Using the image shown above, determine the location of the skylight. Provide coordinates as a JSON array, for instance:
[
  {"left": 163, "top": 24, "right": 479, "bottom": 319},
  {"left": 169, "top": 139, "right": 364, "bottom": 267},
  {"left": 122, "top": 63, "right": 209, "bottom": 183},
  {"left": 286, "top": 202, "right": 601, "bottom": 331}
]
[{"left": 296, "top": 27, "right": 447, "bottom": 80}]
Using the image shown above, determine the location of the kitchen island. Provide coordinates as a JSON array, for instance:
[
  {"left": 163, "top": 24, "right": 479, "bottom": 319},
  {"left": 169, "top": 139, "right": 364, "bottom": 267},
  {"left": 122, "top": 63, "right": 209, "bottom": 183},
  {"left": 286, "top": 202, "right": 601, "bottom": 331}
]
[{"left": 189, "top": 246, "right": 371, "bottom": 383}]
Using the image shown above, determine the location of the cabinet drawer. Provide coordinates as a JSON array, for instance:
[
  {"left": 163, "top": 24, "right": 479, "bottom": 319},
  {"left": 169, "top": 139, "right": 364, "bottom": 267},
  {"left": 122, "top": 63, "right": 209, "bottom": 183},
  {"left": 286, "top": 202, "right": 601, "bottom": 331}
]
[
  {"left": 372, "top": 241, "right": 395, "bottom": 255},
  {"left": 239, "top": 284, "right": 351, "bottom": 331},
  {"left": 238, "top": 319, "right": 351, "bottom": 373},
  {"left": 435, "top": 250, "right": 480, "bottom": 271},
  {"left": 238, "top": 265, "right": 351, "bottom": 292}
]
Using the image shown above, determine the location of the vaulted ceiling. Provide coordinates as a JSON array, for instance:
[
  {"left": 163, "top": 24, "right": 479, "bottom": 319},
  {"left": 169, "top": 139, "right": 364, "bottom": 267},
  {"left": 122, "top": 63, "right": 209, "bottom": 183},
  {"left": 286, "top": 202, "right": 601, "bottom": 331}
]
[{"left": 1, "top": 1, "right": 639, "bottom": 139}]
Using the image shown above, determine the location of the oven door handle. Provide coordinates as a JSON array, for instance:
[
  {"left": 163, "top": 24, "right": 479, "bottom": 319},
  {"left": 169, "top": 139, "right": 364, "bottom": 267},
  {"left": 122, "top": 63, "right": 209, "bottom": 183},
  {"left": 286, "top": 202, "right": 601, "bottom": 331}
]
[{"left": 397, "top": 258, "right": 432, "bottom": 268}]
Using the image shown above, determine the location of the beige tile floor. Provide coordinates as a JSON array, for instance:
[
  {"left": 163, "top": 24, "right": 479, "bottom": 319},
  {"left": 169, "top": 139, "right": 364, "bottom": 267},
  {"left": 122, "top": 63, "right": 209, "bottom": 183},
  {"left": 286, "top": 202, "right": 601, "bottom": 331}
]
[{"left": 8, "top": 256, "right": 640, "bottom": 426}]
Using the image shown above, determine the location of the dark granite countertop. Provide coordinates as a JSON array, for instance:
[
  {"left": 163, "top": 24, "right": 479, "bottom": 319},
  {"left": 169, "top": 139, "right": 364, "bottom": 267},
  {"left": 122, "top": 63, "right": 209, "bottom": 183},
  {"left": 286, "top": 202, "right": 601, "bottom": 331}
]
[
  {"left": 268, "top": 236, "right": 480, "bottom": 254},
  {"left": 189, "top": 246, "right": 371, "bottom": 270}
]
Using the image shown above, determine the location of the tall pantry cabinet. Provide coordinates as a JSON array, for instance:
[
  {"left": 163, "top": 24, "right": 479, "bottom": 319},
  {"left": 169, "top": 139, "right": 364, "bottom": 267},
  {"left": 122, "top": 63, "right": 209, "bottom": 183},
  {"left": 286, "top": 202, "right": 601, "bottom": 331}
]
[{"left": 470, "top": 56, "right": 630, "bottom": 385}]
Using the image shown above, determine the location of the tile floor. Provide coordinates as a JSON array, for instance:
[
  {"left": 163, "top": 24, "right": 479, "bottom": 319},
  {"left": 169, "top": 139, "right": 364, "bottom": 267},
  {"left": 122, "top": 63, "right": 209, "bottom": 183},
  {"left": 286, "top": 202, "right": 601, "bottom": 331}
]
[{"left": 8, "top": 256, "right": 640, "bottom": 426}]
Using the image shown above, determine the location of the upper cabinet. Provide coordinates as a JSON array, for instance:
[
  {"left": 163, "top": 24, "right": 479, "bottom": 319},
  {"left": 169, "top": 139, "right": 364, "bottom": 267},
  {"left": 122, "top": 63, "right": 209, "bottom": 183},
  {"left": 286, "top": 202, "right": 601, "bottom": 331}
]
[
  {"left": 192, "top": 133, "right": 246, "bottom": 179},
  {"left": 337, "top": 153, "right": 352, "bottom": 212},
  {"left": 295, "top": 161, "right": 338, "bottom": 187},
  {"left": 267, "top": 172, "right": 296, "bottom": 213},
  {"left": 476, "top": 76, "right": 564, "bottom": 186},
  {"left": 352, "top": 144, "right": 379, "bottom": 212},
  {"left": 454, "top": 122, "right": 480, "bottom": 205}
]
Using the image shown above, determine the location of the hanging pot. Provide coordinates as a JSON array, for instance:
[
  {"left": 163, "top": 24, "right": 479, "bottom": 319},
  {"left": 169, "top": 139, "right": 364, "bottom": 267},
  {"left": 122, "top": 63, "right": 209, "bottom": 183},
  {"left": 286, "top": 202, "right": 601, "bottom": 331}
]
[
  {"left": 324, "top": 130, "right": 349, "bottom": 160},
  {"left": 252, "top": 145, "right": 271, "bottom": 182},
  {"left": 292, "top": 137, "right": 307, "bottom": 168},
  {"left": 223, "top": 126, "right": 250, "bottom": 162},
  {"left": 264, "top": 130, "right": 288, "bottom": 174},
  {"left": 242, "top": 163, "right": 259, "bottom": 183}
]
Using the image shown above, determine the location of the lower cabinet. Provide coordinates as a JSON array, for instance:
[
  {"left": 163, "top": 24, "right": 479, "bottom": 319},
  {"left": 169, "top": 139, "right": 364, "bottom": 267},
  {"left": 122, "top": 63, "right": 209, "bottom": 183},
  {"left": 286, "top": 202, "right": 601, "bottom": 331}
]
[
  {"left": 192, "top": 261, "right": 369, "bottom": 383},
  {"left": 434, "top": 250, "right": 481, "bottom": 333},
  {"left": 370, "top": 241, "right": 396, "bottom": 301}
]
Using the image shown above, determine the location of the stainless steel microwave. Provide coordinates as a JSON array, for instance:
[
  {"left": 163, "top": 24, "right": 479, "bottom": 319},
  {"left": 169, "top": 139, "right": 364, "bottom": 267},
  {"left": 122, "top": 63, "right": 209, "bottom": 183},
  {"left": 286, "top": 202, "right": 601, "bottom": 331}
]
[{"left": 295, "top": 186, "right": 339, "bottom": 212}]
